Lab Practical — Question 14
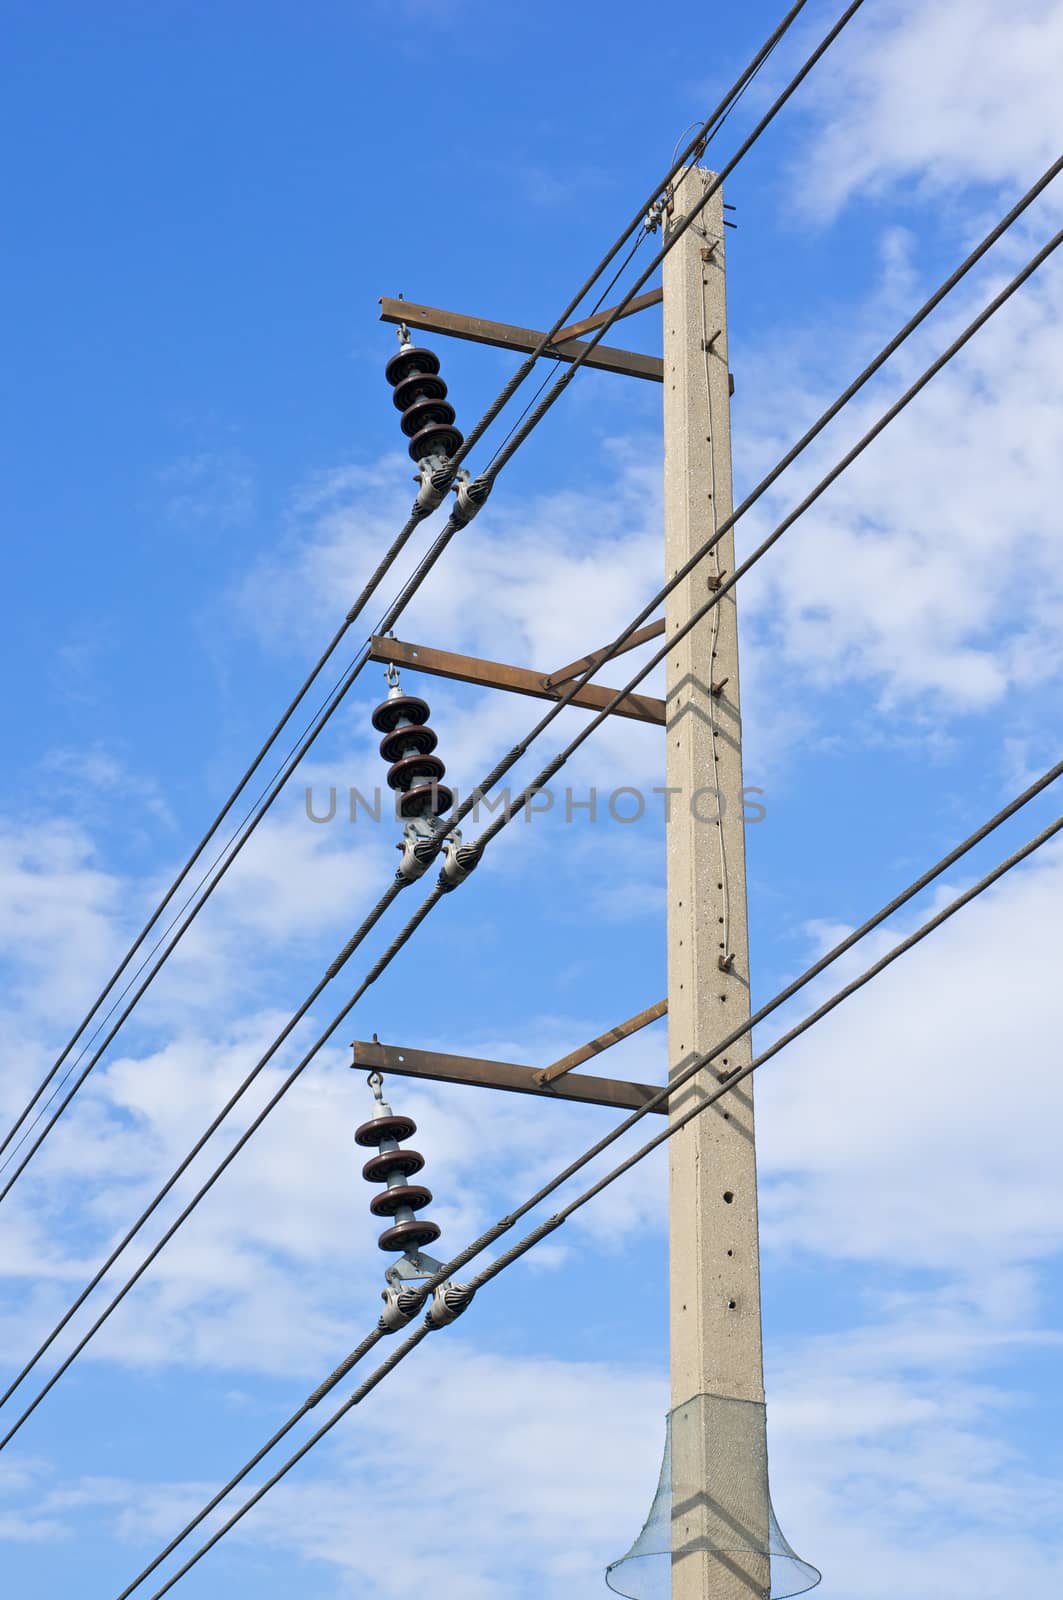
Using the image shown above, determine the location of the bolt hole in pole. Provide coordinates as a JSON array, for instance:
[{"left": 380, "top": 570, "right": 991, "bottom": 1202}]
[{"left": 722, "top": 1191, "right": 734, "bottom": 1204}]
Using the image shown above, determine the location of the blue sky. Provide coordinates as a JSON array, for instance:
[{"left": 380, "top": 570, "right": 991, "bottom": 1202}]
[{"left": 2, "top": 1, "right": 1063, "bottom": 1596}]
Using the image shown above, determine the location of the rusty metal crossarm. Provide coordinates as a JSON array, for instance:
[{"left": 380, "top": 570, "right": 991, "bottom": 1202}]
[
  {"left": 367, "top": 634, "right": 665, "bottom": 726},
  {"left": 352, "top": 1041, "right": 668, "bottom": 1115},
  {"left": 380, "top": 297, "right": 663, "bottom": 384}
]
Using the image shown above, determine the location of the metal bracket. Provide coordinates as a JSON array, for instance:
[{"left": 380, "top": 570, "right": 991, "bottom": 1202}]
[{"left": 385, "top": 1249, "right": 446, "bottom": 1286}]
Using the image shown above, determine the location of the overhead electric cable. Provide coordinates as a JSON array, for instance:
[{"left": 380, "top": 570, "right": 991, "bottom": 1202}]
[
  {"left": 465, "top": 221, "right": 1063, "bottom": 855},
  {"left": 435, "top": 0, "right": 813, "bottom": 476},
  {"left": 5, "top": 168, "right": 1056, "bottom": 1435},
  {"left": 482, "top": 0, "right": 870, "bottom": 482},
  {"left": 485, "top": 225, "right": 648, "bottom": 472},
  {"left": 111, "top": 762, "right": 1063, "bottom": 1600},
  {"left": 0, "top": 0, "right": 815, "bottom": 1188},
  {"left": 117, "top": 806, "right": 1063, "bottom": 1600},
  {"left": 0, "top": 647, "right": 374, "bottom": 1181}
]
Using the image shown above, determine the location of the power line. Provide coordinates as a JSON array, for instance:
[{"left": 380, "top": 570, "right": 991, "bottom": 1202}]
[
  {"left": 430, "top": 153, "right": 1063, "bottom": 856},
  {"left": 0, "top": 0, "right": 815, "bottom": 1194},
  {"left": 0, "top": 645, "right": 369, "bottom": 1181},
  {"left": 0, "top": 886, "right": 449, "bottom": 1453},
  {"left": 441, "top": 0, "right": 814, "bottom": 478},
  {"left": 5, "top": 174, "right": 1056, "bottom": 1439},
  {"left": 484, "top": 0, "right": 870, "bottom": 482},
  {"left": 110, "top": 761, "right": 1063, "bottom": 1599},
  {"left": 484, "top": 224, "right": 649, "bottom": 472},
  {"left": 117, "top": 804, "right": 1063, "bottom": 1600},
  {"left": 469, "top": 220, "right": 1063, "bottom": 855}
]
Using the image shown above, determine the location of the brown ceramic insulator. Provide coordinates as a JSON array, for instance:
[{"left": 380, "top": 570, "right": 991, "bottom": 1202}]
[
  {"left": 354, "top": 1113, "right": 417, "bottom": 1148},
  {"left": 386, "top": 752, "right": 446, "bottom": 793},
  {"left": 385, "top": 346, "right": 441, "bottom": 388},
  {"left": 399, "top": 396, "right": 457, "bottom": 439},
  {"left": 361, "top": 1147, "right": 425, "bottom": 1184},
  {"left": 397, "top": 782, "right": 454, "bottom": 820},
  {"left": 407, "top": 421, "right": 464, "bottom": 464},
  {"left": 369, "top": 1183, "right": 433, "bottom": 1218},
  {"left": 392, "top": 371, "right": 448, "bottom": 412},
  {"left": 370, "top": 694, "right": 431, "bottom": 735},
  {"left": 377, "top": 1217, "right": 442, "bottom": 1253},
  {"left": 378, "top": 723, "right": 438, "bottom": 764}
]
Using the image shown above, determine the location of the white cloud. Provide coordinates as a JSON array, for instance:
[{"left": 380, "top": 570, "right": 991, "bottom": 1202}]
[
  {"left": 737, "top": 238, "right": 1063, "bottom": 716},
  {"left": 796, "top": 0, "right": 1063, "bottom": 219},
  {"left": 757, "top": 838, "right": 1063, "bottom": 1269}
]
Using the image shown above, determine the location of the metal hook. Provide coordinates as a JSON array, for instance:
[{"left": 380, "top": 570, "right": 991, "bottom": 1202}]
[
  {"left": 384, "top": 662, "right": 401, "bottom": 690},
  {"left": 367, "top": 1070, "right": 385, "bottom": 1102}
]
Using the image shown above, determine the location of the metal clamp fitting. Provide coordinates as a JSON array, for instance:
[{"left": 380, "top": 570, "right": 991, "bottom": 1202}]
[
  {"left": 413, "top": 456, "right": 456, "bottom": 518},
  {"left": 437, "top": 833, "right": 484, "bottom": 893},
  {"left": 378, "top": 1285, "right": 425, "bottom": 1334},
  {"left": 395, "top": 816, "right": 444, "bottom": 885},
  {"left": 425, "top": 1281, "right": 475, "bottom": 1329},
  {"left": 452, "top": 472, "right": 491, "bottom": 527}
]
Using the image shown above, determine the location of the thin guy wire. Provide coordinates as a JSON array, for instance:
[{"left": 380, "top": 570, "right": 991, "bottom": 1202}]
[
  {"left": 6, "top": 175, "right": 1055, "bottom": 1429},
  {"left": 110, "top": 756, "right": 1063, "bottom": 1598},
  {"left": 485, "top": 227, "right": 649, "bottom": 472},
  {"left": 0, "top": 0, "right": 814, "bottom": 1185},
  {"left": 123, "top": 810, "right": 1063, "bottom": 1600}
]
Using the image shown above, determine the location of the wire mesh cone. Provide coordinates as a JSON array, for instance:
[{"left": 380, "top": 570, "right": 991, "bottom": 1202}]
[{"left": 605, "top": 1394, "right": 820, "bottom": 1600}]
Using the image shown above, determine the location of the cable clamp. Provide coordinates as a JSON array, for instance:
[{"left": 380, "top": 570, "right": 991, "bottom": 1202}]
[
  {"left": 395, "top": 816, "right": 445, "bottom": 886},
  {"left": 644, "top": 199, "right": 664, "bottom": 234},
  {"left": 437, "top": 831, "right": 484, "bottom": 893},
  {"left": 413, "top": 455, "right": 456, "bottom": 518},
  {"left": 452, "top": 471, "right": 491, "bottom": 527},
  {"left": 378, "top": 1285, "right": 425, "bottom": 1334},
  {"left": 425, "top": 1281, "right": 475, "bottom": 1329}
]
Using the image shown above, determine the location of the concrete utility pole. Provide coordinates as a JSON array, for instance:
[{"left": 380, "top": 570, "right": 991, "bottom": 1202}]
[{"left": 663, "top": 167, "right": 770, "bottom": 1598}]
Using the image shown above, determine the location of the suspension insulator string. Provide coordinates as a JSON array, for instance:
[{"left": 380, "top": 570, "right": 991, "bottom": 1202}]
[
  {"left": 354, "top": 1070, "right": 473, "bottom": 1336},
  {"left": 371, "top": 664, "right": 455, "bottom": 823},
  {"left": 355, "top": 1071, "right": 441, "bottom": 1256},
  {"left": 385, "top": 333, "right": 465, "bottom": 466}
]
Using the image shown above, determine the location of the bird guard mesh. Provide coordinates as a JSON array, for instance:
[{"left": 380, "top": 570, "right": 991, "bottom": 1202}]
[{"left": 605, "top": 1393, "right": 820, "bottom": 1599}]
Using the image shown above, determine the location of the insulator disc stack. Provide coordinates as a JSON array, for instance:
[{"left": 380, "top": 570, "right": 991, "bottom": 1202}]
[
  {"left": 356, "top": 1100, "right": 441, "bottom": 1255},
  {"left": 385, "top": 341, "right": 464, "bottom": 463},
  {"left": 371, "top": 677, "right": 454, "bottom": 819}
]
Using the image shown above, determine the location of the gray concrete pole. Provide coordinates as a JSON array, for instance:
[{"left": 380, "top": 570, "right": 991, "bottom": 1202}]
[{"left": 663, "top": 166, "right": 770, "bottom": 1599}]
